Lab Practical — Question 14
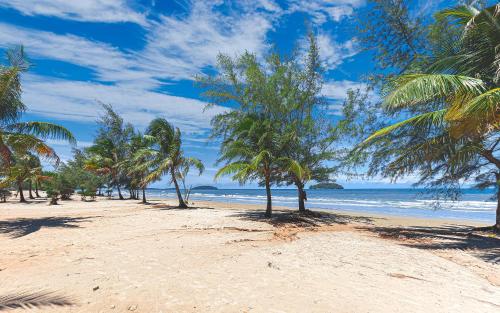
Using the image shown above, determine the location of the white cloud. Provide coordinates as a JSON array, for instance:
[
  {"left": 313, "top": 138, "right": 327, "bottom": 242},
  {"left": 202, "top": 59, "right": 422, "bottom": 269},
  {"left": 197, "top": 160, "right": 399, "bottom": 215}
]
[
  {"left": 322, "top": 80, "right": 366, "bottom": 114},
  {"left": 322, "top": 80, "right": 366, "bottom": 100},
  {"left": 140, "top": 1, "right": 274, "bottom": 80},
  {"left": 0, "top": 0, "right": 276, "bottom": 84},
  {"left": 45, "top": 139, "right": 93, "bottom": 148},
  {"left": 317, "top": 33, "right": 359, "bottom": 70},
  {"left": 0, "top": 23, "right": 149, "bottom": 85},
  {"left": 22, "top": 74, "right": 227, "bottom": 135},
  {"left": 287, "top": 0, "right": 365, "bottom": 24},
  {"left": 0, "top": 0, "right": 147, "bottom": 25},
  {"left": 0, "top": 1, "right": 362, "bottom": 85}
]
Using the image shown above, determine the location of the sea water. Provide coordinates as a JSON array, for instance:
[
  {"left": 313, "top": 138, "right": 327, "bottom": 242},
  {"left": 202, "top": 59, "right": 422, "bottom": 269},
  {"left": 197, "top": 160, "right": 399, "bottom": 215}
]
[{"left": 146, "top": 188, "right": 497, "bottom": 222}]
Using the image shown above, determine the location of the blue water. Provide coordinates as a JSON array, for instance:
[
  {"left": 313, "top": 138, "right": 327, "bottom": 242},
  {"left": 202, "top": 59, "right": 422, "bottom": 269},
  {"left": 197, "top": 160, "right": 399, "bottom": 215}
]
[{"left": 146, "top": 188, "right": 497, "bottom": 222}]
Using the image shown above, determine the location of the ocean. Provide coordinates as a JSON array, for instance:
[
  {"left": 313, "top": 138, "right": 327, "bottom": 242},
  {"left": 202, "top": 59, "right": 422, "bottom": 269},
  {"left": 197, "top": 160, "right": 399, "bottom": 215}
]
[{"left": 146, "top": 188, "right": 497, "bottom": 222}]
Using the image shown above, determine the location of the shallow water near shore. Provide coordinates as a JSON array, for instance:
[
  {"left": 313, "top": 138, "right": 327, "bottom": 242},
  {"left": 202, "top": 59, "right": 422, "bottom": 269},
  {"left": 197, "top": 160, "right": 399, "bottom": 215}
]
[{"left": 146, "top": 188, "right": 497, "bottom": 222}]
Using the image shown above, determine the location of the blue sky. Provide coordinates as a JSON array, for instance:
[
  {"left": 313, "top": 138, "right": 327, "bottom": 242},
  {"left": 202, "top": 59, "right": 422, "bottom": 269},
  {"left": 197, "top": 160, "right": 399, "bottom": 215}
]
[{"left": 0, "top": 0, "right": 450, "bottom": 188}]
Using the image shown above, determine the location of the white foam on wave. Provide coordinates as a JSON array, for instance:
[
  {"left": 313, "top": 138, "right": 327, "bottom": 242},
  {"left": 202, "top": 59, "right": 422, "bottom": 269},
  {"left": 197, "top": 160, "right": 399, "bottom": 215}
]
[{"left": 151, "top": 190, "right": 496, "bottom": 213}]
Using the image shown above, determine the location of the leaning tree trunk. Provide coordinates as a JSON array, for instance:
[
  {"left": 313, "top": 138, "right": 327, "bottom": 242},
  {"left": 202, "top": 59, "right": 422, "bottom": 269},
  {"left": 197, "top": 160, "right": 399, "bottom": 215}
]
[
  {"left": 142, "top": 187, "right": 147, "bottom": 204},
  {"left": 18, "top": 182, "right": 26, "bottom": 203},
  {"left": 171, "top": 168, "right": 187, "bottom": 208},
  {"left": 264, "top": 174, "right": 272, "bottom": 217},
  {"left": 28, "top": 181, "right": 35, "bottom": 199},
  {"left": 295, "top": 181, "right": 307, "bottom": 213},
  {"left": 117, "top": 185, "right": 124, "bottom": 200}
]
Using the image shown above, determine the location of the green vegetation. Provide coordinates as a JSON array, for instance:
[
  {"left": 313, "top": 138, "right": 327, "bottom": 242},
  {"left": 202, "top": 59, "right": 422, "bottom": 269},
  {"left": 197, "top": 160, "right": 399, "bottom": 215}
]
[
  {"left": 137, "top": 118, "right": 204, "bottom": 208},
  {"left": 310, "top": 183, "right": 344, "bottom": 190},
  {"left": 198, "top": 33, "right": 341, "bottom": 216},
  {"left": 192, "top": 186, "right": 218, "bottom": 190},
  {"left": 351, "top": 2, "right": 500, "bottom": 232},
  {"left": 0, "top": 47, "right": 75, "bottom": 202}
]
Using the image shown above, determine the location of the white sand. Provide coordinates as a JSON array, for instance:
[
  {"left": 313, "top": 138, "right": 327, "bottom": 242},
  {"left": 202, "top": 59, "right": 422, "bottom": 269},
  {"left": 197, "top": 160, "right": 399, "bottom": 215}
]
[{"left": 0, "top": 197, "right": 499, "bottom": 312}]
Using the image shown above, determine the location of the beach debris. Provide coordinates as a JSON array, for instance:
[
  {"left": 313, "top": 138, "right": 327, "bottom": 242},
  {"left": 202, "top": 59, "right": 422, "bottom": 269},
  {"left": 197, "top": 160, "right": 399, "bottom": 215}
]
[
  {"left": 267, "top": 261, "right": 280, "bottom": 270},
  {"left": 128, "top": 304, "right": 138, "bottom": 311},
  {"left": 93, "top": 285, "right": 99, "bottom": 291}
]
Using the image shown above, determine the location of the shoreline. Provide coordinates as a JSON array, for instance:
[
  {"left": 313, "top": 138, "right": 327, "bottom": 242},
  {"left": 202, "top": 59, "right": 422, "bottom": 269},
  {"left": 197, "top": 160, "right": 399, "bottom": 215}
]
[
  {"left": 1, "top": 194, "right": 492, "bottom": 227},
  {"left": 174, "top": 197, "right": 493, "bottom": 227}
]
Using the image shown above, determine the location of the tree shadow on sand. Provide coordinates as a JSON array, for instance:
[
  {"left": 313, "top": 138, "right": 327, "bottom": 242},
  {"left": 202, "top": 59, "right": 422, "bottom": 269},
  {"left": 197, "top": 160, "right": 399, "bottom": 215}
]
[
  {"left": 0, "top": 290, "right": 75, "bottom": 311},
  {"left": 365, "top": 224, "right": 500, "bottom": 264},
  {"left": 230, "top": 209, "right": 376, "bottom": 228},
  {"left": 0, "top": 216, "right": 95, "bottom": 239},
  {"left": 150, "top": 204, "right": 215, "bottom": 211}
]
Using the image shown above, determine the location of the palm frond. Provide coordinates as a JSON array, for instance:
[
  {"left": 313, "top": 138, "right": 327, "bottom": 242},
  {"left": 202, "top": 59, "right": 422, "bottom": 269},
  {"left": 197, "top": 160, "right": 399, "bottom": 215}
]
[
  {"left": 363, "top": 109, "right": 446, "bottom": 144},
  {"left": 385, "top": 74, "right": 485, "bottom": 109},
  {"left": 7, "top": 122, "right": 76, "bottom": 144},
  {"left": 436, "top": 5, "right": 479, "bottom": 25},
  {"left": 214, "top": 162, "right": 249, "bottom": 181}
]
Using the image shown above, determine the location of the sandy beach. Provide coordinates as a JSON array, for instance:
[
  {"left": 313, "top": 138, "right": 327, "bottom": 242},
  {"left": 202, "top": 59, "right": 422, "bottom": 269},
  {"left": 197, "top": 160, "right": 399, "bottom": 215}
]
[{"left": 0, "top": 197, "right": 499, "bottom": 313}]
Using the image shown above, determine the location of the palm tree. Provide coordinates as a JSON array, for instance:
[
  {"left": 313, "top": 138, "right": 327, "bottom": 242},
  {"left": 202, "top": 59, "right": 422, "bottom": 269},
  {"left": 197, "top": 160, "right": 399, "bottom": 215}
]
[
  {"left": 0, "top": 47, "right": 75, "bottom": 203},
  {"left": 214, "top": 114, "right": 284, "bottom": 217},
  {"left": 86, "top": 103, "right": 133, "bottom": 200},
  {"left": 140, "top": 118, "right": 204, "bottom": 208},
  {"left": 0, "top": 48, "right": 76, "bottom": 169},
  {"left": 3, "top": 153, "right": 41, "bottom": 202},
  {"left": 362, "top": 4, "right": 500, "bottom": 232}
]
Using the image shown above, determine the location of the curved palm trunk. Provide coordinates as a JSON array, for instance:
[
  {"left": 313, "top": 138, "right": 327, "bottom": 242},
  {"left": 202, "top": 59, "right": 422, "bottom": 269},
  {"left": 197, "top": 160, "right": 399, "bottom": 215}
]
[
  {"left": 264, "top": 173, "right": 272, "bottom": 217},
  {"left": 28, "top": 181, "right": 35, "bottom": 199},
  {"left": 171, "top": 168, "right": 187, "bottom": 208},
  {"left": 18, "top": 181, "right": 26, "bottom": 203},
  {"left": 142, "top": 187, "right": 147, "bottom": 204}
]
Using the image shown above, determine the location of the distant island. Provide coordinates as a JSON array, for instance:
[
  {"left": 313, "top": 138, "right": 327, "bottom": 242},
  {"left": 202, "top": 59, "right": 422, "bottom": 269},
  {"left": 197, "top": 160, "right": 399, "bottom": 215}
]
[
  {"left": 309, "top": 182, "right": 344, "bottom": 190},
  {"left": 191, "top": 186, "right": 218, "bottom": 190}
]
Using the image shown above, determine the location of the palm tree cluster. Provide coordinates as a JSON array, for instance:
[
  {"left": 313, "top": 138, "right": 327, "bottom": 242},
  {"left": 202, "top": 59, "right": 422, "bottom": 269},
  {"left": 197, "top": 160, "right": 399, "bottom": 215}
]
[
  {"left": 198, "top": 33, "right": 338, "bottom": 217},
  {"left": 357, "top": 4, "right": 500, "bottom": 232},
  {"left": 81, "top": 105, "right": 203, "bottom": 207},
  {"left": 0, "top": 47, "right": 75, "bottom": 202},
  {"left": 0, "top": 48, "right": 202, "bottom": 207}
]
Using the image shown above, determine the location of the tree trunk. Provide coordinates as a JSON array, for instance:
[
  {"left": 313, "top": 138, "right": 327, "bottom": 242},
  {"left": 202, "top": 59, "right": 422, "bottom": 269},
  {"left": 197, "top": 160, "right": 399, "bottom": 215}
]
[
  {"left": 171, "top": 168, "right": 187, "bottom": 208},
  {"left": 117, "top": 185, "right": 124, "bottom": 200},
  {"left": 264, "top": 176, "right": 272, "bottom": 217},
  {"left": 28, "top": 181, "right": 35, "bottom": 199},
  {"left": 50, "top": 196, "right": 58, "bottom": 205},
  {"left": 142, "top": 187, "right": 147, "bottom": 204},
  {"left": 496, "top": 189, "right": 500, "bottom": 233},
  {"left": 296, "top": 181, "right": 307, "bottom": 213},
  {"left": 35, "top": 181, "right": 41, "bottom": 197},
  {"left": 18, "top": 182, "right": 26, "bottom": 203}
]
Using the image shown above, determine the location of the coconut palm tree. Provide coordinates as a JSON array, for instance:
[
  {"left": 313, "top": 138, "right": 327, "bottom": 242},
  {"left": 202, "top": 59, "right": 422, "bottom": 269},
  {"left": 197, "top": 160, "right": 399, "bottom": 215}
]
[
  {"left": 140, "top": 118, "right": 204, "bottom": 208},
  {"left": 362, "top": 4, "right": 500, "bottom": 232},
  {"left": 2, "top": 153, "right": 42, "bottom": 202},
  {"left": 214, "top": 114, "right": 275, "bottom": 216},
  {"left": 214, "top": 113, "right": 304, "bottom": 217},
  {"left": 0, "top": 48, "right": 76, "bottom": 168}
]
